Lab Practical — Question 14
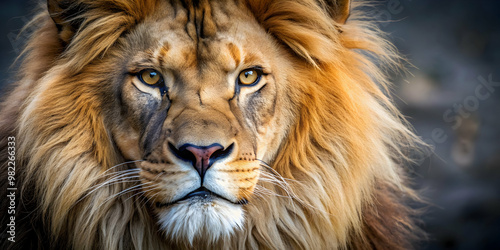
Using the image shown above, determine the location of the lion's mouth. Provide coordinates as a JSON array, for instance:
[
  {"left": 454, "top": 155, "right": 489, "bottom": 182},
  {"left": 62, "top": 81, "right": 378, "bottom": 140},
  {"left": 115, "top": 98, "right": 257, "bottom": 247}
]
[{"left": 155, "top": 187, "right": 248, "bottom": 208}]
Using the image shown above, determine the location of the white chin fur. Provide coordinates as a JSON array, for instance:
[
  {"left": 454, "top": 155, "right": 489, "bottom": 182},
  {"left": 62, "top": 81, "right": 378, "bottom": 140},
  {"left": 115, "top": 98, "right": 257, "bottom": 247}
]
[{"left": 157, "top": 197, "right": 244, "bottom": 244}]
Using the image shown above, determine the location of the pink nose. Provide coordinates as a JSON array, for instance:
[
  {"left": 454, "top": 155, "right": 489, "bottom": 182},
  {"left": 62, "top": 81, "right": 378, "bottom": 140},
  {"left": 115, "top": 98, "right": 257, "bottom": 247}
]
[
  {"left": 169, "top": 143, "right": 233, "bottom": 179},
  {"left": 184, "top": 145, "right": 222, "bottom": 177}
]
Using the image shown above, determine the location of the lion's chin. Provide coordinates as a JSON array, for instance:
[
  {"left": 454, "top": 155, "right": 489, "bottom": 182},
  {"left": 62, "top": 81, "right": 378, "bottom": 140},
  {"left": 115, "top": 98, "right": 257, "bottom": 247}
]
[{"left": 156, "top": 197, "right": 245, "bottom": 244}]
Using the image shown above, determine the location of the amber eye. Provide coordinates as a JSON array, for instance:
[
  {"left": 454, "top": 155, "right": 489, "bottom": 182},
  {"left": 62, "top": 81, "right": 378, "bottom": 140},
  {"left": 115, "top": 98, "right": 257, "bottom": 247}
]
[
  {"left": 138, "top": 69, "right": 163, "bottom": 86},
  {"left": 238, "top": 68, "right": 263, "bottom": 86}
]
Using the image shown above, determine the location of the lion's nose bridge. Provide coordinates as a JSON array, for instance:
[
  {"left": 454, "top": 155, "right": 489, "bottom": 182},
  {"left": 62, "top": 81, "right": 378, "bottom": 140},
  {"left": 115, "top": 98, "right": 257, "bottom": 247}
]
[{"left": 170, "top": 106, "right": 234, "bottom": 148}]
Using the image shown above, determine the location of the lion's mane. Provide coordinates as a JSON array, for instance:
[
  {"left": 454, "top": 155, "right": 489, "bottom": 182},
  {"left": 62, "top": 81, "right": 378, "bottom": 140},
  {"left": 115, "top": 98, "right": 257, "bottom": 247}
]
[{"left": 1, "top": 0, "right": 424, "bottom": 249}]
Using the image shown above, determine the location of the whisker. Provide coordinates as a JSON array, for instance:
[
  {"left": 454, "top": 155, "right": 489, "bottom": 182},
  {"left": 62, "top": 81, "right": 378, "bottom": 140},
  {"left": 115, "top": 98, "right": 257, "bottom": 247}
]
[
  {"left": 103, "top": 181, "right": 152, "bottom": 204},
  {"left": 125, "top": 183, "right": 161, "bottom": 204},
  {"left": 89, "top": 170, "right": 141, "bottom": 191},
  {"left": 76, "top": 169, "right": 141, "bottom": 204},
  {"left": 254, "top": 180, "right": 298, "bottom": 212},
  {"left": 98, "top": 168, "right": 141, "bottom": 180},
  {"left": 257, "top": 160, "right": 331, "bottom": 216},
  {"left": 101, "top": 160, "right": 144, "bottom": 175},
  {"left": 125, "top": 170, "right": 167, "bottom": 205},
  {"left": 141, "top": 191, "right": 161, "bottom": 209}
]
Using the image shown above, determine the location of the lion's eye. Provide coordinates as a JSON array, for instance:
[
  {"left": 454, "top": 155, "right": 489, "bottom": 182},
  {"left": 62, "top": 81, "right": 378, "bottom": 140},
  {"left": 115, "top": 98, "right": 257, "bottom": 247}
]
[
  {"left": 139, "top": 69, "right": 163, "bottom": 86},
  {"left": 238, "top": 68, "right": 263, "bottom": 86}
]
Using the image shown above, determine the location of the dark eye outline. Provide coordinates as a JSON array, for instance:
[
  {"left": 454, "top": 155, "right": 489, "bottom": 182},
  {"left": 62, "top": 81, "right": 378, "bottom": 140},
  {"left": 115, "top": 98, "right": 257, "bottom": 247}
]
[
  {"left": 237, "top": 67, "right": 265, "bottom": 87},
  {"left": 136, "top": 69, "right": 168, "bottom": 96}
]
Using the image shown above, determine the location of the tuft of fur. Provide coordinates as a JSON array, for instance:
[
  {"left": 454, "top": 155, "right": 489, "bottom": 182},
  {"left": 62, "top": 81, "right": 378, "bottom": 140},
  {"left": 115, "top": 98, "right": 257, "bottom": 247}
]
[
  {"left": 0, "top": 0, "right": 424, "bottom": 249},
  {"left": 158, "top": 198, "right": 245, "bottom": 245}
]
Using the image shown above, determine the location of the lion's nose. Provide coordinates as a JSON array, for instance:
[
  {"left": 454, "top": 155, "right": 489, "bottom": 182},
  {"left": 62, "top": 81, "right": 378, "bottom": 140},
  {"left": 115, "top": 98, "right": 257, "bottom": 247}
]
[{"left": 169, "top": 143, "right": 234, "bottom": 179}]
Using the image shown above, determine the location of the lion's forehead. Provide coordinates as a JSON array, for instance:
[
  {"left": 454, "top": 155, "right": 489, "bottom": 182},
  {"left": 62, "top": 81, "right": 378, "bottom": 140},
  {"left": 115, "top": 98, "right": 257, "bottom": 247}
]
[{"left": 125, "top": 0, "right": 269, "bottom": 80}]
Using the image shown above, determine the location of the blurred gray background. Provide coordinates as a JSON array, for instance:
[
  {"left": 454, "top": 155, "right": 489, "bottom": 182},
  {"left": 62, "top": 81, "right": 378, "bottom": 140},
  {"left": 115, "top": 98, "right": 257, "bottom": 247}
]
[{"left": 1, "top": 0, "right": 499, "bottom": 249}]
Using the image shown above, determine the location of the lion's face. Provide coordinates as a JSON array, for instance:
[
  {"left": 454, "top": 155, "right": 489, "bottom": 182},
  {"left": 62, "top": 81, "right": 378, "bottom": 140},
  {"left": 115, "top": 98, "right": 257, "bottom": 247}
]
[{"left": 108, "top": 1, "right": 294, "bottom": 242}]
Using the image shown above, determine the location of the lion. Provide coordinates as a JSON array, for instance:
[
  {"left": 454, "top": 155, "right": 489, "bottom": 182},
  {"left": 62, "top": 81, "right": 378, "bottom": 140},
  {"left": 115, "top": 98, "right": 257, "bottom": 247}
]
[{"left": 0, "top": 0, "right": 424, "bottom": 249}]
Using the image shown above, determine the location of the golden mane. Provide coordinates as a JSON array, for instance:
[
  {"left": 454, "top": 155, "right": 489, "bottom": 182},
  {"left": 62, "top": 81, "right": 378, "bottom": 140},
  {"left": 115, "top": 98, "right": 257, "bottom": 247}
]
[{"left": 0, "top": 0, "right": 424, "bottom": 249}]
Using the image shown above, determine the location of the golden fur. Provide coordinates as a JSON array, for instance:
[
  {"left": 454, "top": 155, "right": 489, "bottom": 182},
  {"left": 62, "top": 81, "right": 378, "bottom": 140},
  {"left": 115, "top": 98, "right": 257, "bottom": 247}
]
[{"left": 0, "top": 0, "right": 423, "bottom": 249}]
